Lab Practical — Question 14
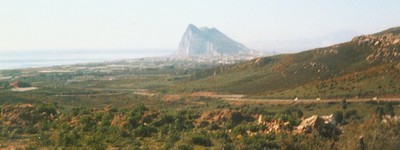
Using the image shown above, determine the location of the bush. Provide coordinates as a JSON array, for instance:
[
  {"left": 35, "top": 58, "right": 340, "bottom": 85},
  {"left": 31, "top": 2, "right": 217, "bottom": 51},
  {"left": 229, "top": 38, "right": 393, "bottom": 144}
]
[
  {"left": 231, "top": 112, "right": 244, "bottom": 125},
  {"left": 213, "top": 131, "right": 230, "bottom": 142},
  {"left": 209, "top": 122, "right": 220, "bottom": 130},
  {"left": 79, "top": 115, "right": 95, "bottom": 131},
  {"left": 172, "top": 110, "right": 196, "bottom": 131},
  {"left": 71, "top": 107, "right": 90, "bottom": 116},
  {"left": 333, "top": 111, "right": 343, "bottom": 124},
  {"left": 36, "top": 104, "right": 57, "bottom": 116},
  {"left": 376, "top": 106, "right": 384, "bottom": 118},
  {"left": 345, "top": 109, "right": 357, "bottom": 119},
  {"left": 133, "top": 125, "right": 157, "bottom": 137},
  {"left": 284, "top": 107, "right": 304, "bottom": 119},
  {"left": 366, "top": 100, "right": 378, "bottom": 105},
  {"left": 153, "top": 113, "right": 174, "bottom": 127},
  {"left": 242, "top": 134, "right": 278, "bottom": 149},
  {"left": 220, "top": 144, "right": 235, "bottom": 150},
  {"left": 17, "top": 81, "right": 31, "bottom": 87},
  {"left": 384, "top": 103, "right": 395, "bottom": 117},
  {"left": 191, "top": 134, "right": 212, "bottom": 147},
  {"left": 232, "top": 124, "right": 249, "bottom": 136},
  {"left": 342, "top": 99, "right": 348, "bottom": 110},
  {"left": 0, "top": 81, "right": 9, "bottom": 88},
  {"left": 177, "top": 144, "right": 193, "bottom": 150},
  {"left": 126, "top": 104, "right": 148, "bottom": 129}
]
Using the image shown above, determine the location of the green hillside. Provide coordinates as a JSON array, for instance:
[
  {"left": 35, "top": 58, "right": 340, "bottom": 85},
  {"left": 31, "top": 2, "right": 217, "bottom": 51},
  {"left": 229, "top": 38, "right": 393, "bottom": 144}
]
[{"left": 174, "top": 27, "right": 400, "bottom": 99}]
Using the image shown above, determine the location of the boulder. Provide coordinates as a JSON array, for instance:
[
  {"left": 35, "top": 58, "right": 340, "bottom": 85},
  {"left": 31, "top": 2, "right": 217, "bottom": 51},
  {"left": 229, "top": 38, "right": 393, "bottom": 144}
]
[{"left": 297, "top": 114, "right": 339, "bottom": 136}]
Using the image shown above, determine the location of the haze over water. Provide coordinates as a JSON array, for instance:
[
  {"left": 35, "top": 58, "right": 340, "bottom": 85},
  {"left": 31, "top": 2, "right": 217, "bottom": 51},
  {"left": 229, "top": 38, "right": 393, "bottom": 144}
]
[{"left": 0, "top": 49, "right": 173, "bottom": 70}]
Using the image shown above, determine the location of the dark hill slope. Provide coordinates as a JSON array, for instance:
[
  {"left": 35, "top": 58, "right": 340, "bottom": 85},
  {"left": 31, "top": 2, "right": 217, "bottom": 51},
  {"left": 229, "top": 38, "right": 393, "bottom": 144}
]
[{"left": 174, "top": 27, "right": 400, "bottom": 98}]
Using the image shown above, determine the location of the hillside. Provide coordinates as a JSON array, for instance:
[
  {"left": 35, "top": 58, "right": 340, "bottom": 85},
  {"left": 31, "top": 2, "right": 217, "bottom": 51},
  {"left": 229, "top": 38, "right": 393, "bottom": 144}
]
[{"left": 174, "top": 27, "right": 400, "bottom": 99}]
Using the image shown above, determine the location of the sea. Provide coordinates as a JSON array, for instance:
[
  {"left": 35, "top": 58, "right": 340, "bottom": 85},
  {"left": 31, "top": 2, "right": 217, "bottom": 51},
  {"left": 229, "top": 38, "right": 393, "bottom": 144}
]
[{"left": 0, "top": 49, "right": 173, "bottom": 70}]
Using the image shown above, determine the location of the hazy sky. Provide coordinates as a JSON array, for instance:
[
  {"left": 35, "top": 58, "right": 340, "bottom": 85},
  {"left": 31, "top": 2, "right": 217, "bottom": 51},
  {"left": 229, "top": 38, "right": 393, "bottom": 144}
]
[{"left": 1, "top": 0, "right": 400, "bottom": 52}]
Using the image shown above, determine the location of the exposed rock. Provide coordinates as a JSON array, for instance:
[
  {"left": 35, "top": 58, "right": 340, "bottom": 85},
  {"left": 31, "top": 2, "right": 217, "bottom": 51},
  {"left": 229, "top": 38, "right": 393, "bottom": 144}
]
[
  {"left": 393, "top": 39, "right": 400, "bottom": 44},
  {"left": 296, "top": 115, "right": 338, "bottom": 136},
  {"left": 381, "top": 115, "right": 399, "bottom": 124},
  {"left": 110, "top": 114, "right": 127, "bottom": 128},
  {"left": 195, "top": 109, "right": 250, "bottom": 126},
  {"left": 196, "top": 109, "right": 234, "bottom": 125},
  {"left": 258, "top": 114, "right": 263, "bottom": 125},
  {"left": 264, "top": 120, "right": 289, "bottom": 133},
  {"left": 354, "top": 33, "right": 400, "bottom": 64},
  {"left": 297, "top": 115, "right": 320, "bottom": 133},
  {"left": 176, "top": 24, "right": 250, "bottom": 57},
  {"left": 256, "top": 114, "right": 291, "bottom": 133}
]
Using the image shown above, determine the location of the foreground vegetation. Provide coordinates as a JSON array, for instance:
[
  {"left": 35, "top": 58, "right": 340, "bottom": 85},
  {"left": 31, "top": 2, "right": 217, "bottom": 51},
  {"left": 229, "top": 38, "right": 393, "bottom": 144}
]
[{"left": 0, "top": 97, "right": 399, "bottom": 149}]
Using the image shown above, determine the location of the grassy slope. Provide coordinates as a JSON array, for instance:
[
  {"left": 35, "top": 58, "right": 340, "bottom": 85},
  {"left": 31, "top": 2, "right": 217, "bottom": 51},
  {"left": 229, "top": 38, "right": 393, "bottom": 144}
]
[{"left": 174, "top": 27, "right": 400, "bottom": 98}]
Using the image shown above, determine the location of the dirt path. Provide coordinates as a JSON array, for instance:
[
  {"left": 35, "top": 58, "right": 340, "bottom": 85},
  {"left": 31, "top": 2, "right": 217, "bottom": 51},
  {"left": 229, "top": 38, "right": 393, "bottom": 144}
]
[
  {"left": 52, "top": 92, "right": 128, "bottom": 97},
  {"left": 188, "top": 92, "right": 400, "bottom": 104},
  {"left": 222, "top": 97, "right": 400, "bottom": 104},
  {"left": 52, "top": 88, "right": 155, "bottom": 97}
]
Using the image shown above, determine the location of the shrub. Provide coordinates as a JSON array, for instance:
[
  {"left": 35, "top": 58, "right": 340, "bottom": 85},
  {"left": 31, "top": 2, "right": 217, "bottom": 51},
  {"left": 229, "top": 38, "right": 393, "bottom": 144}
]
[
  {"left": 345, "top": 109, "right": 357, "bottom": 119},
  {"left": 17, "top": 81, "right": 31, "bottom": 87},
  {"left": 384, "top": 103, "right": 395, "bottom": 117},
  {"left": 213, "top": 131, "right": 230, "bottom": 142},
  {"left": 153, "top": 113, "right": 174, "bottom": 127},
  {"left": 36, "top": 104, "right": 57, "bottom": 116},
  {"left": 126, "top": 104, "right": 148, "bottom": 129},
  {"left": 191, "top": 134, "right": 212, "bottom": 147},
  {"left": 342, "top": 99, "right": 348, "bottom": 110},
  {"left": 284, "top": 107, "right": 304, "bottom": 120},
  {"left": 79, "top": 115, "right": 95, "bottom": 131},
  {"left": 232, "top": 124, "right": 249, "bottom": 136},
  {"left": 242, "top": 134, "right": 278, "bottom": 149},
  {"left": 177, "top": 144, "right": 193, "bottom": 150},
  {"left": 333, "top": 111, "right": 343, "bottom": 124},
  {"left": 209, "top": 122, "right": 220, "bottom": 130},
  {"left": 366, "top": 100, "right": 378, "bottom": 105},
  {"left": 0, "top": 81, "right": 9, "bottom": 88},
  {"left": 133, "top": 125, "right": 157, "bottom": 137},
  {"left": 231, "top": 112, "right": 244, "bottom": 124}
]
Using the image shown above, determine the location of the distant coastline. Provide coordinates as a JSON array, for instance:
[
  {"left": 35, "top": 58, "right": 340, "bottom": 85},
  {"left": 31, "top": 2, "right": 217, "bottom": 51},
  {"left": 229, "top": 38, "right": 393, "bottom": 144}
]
[{"left": 0, "top": 49, "right": 173, "bottom": 70}]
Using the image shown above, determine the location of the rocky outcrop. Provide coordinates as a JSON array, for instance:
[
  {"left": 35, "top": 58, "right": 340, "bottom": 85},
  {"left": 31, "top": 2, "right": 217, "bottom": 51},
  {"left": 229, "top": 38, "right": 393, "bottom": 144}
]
[
  {"left": 176, "top": 24, "right": 250, "bottom": 57},
  {"left": 352, "top": 33, "right": 400, "bottom": 64},
  {"left": 196, "top": 109, "right": 236, "bottom": 126},
  {"left": 296, "top": 115, "right": 339, "bottom": 137}
]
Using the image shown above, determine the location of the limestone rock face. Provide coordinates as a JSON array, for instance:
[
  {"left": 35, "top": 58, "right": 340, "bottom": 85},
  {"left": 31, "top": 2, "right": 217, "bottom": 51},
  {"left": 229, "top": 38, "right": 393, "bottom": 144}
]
[{"left": 176, "top": 24, "right": 250, "bottom": 57}]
